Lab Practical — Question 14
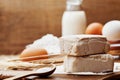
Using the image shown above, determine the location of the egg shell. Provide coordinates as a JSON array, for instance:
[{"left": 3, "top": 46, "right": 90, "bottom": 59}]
[
  {"left": 20, "top": 48, "right": 48, "bottom": 61},
  {"left": 85, "top": 22, "right": 103, "bottom": 35},
  {"left": 102, "top": 20, "right": 120, "bottom": 41}
]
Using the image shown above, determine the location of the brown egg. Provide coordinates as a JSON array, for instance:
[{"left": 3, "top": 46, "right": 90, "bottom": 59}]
[
  {"left": 20, "top": 48, "right": 48, "bottom": 61},
  {"left": 85, "top": 22, "right": 103, "bottom": 35}
]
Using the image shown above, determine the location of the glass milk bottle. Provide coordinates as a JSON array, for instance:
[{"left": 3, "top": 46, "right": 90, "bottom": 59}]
[{"left": 62, "top": 0, "right": 87, "bottom": 36}]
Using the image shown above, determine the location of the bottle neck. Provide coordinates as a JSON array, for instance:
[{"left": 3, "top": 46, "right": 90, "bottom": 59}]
[
  {"left": 66, "top": 4, "right": 81, "bottom": 11},
  {"left": 66, "top": 0, "right": 83, "bottom": 11}
]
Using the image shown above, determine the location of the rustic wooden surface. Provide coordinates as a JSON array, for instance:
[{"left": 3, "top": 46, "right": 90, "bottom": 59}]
[
  {"left": 0, "top": 55, "right": 120, "bottom": 80},
  {"left": 0, "top": 73, "right": 107, "bottom": 80},
  {"left": 0, "top": 0, "right": 65, "bottom": 54},
  {"left": 2, "top": 59, "right": 120, "bottom": 80},
  {"left": 27, "top": 74, "right": 106, "bottom": 80},
  {"left": 0, "top": 0, "right": 120, "bottom": 54}
]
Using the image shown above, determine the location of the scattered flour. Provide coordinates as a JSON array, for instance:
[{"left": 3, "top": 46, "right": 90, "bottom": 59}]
[{"left": 26, "top": 34, "right": 60, "bottom": 55}]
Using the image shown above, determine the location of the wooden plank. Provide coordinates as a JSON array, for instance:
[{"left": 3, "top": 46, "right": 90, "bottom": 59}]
[
  {"left": 0, "top": 0, "right": 120, "bottom": 54},
  {"left": 82, "top": 0, "right": 120, "bottom": 24},
  {"left": 0, "top": 0, "right": 65, "bottom": 54}
]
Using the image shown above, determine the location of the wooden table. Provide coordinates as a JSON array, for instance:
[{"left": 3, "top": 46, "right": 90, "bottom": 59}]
[
  {"left": 24, "top": 59, "right": 120, "bottom": 80},
  {"left": 0, "top": 71, "right": 108, "bottom": 80},
  {"left": 1, "top": 56, "right": 120, "bottom": 80},
  {"left": 27, "top": 74, "right": 106, "bottom": 80},
  {"left": 23, "top": 73, "right": 120, "bottom": 80}
]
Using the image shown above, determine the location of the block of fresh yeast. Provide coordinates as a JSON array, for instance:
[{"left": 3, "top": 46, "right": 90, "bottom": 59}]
[
  {"left": 64, "top": 54, "right": 114, "bottom": 73},
  {"left": 60, "top": 35, "right": 110, "bottom": 56}
]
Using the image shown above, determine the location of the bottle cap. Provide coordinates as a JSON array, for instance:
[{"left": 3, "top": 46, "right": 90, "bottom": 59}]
[{"left": 66, "top": 0, "right": 83, "bottom": 11}]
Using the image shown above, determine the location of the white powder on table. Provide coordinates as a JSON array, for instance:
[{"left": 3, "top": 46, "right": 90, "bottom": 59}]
[{"left": 26, "top": 34, "right": 60, "bottom": 55}]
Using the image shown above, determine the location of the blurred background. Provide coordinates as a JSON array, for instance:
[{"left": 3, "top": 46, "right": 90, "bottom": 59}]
[{"left": 0, "top": 0, "right": 120, "bottom": 54}]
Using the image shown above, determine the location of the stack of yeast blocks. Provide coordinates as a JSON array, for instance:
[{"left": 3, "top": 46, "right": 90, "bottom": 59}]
[{"left": 60, "top": 35, "right": 114, "bottom": 73}]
